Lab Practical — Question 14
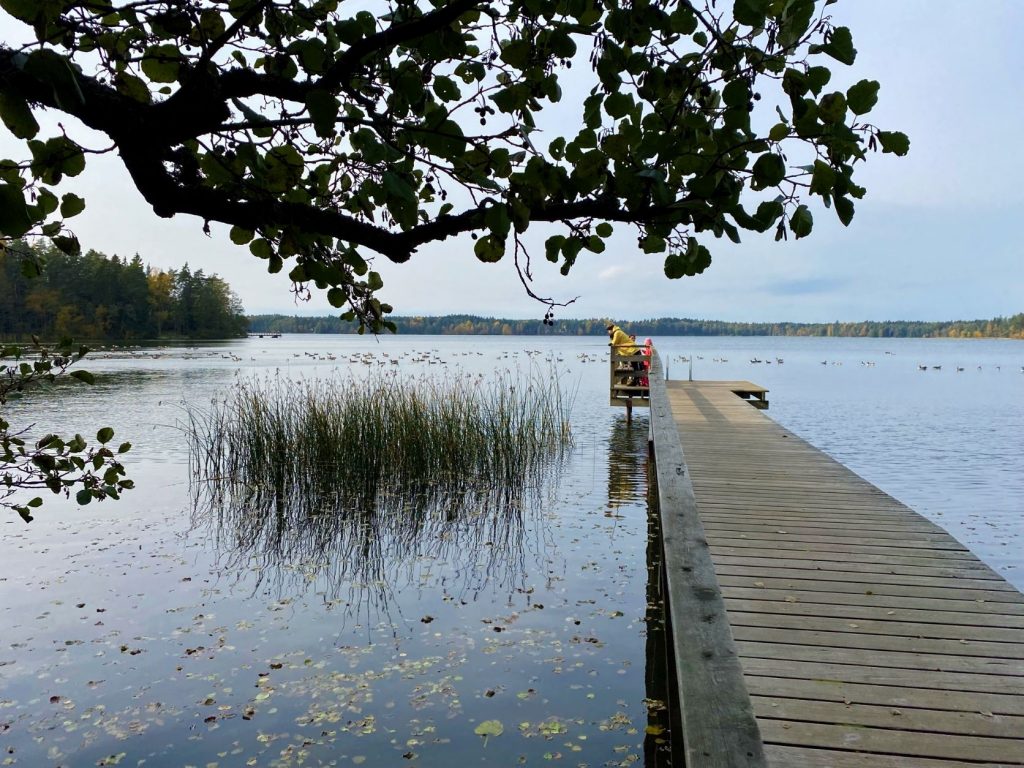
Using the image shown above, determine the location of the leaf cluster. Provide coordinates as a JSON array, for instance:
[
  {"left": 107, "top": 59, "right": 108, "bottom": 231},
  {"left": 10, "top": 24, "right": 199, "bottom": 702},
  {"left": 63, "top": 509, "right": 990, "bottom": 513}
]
[
  {"left": 1, "top": 338, "right": 133, "bottom": 522},
  {"left": 0, "top": 0, "right": 907, "bottom": 324}
]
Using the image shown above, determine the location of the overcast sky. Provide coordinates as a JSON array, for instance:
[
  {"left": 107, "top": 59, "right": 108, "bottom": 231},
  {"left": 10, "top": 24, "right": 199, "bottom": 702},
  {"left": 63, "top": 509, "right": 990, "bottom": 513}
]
[{"left": 2, "top": 1, "right": 1021, "bottom": 323}]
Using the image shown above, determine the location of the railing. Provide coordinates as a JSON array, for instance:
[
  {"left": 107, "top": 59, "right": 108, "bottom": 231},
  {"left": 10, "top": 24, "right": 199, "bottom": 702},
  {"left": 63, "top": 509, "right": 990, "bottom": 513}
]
[{"left": 609, "top": 345, "right": 651, "bottom": 413}]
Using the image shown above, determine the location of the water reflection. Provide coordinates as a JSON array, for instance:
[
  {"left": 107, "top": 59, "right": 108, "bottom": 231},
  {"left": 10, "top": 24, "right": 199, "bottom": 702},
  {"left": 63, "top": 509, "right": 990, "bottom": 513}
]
[
  {"left": 644, "top": 492, "right": 675, "bottom": 767},
  {"left": 605, "top": 415, "right": 676, "bottom": 764},
  {"left": 607, "top": 415, "right": 650, "bottom": 512},
  {"left": 189, "top": 474, "right": 559, "bottom": 620}
]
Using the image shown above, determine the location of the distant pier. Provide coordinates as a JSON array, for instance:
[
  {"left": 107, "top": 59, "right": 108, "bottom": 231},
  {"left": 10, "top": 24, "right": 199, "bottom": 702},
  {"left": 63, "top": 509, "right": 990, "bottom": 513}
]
[{"left": 644, "top": 351, "right": 1024, "bottom": 767}]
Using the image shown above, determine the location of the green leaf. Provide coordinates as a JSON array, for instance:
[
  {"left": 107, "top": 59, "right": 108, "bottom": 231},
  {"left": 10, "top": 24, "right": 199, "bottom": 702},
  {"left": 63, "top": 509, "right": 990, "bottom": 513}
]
[
  {"left": 604, "top": 91, "right": 633, "bottom": 119},
  {"left": 141, "top": 45, "right": 182, "bottom": 83},
  {"left": 305, "top": 90, "right": 340, "bottom": 138},
  {"left": 382, "top": 171, "right": 416, "bottom": 204},
  {"left": 36, "top": 188, "right": 58, "bottom": 216},
  {"left": 0, "top": 183, "right": 34, "bottom": 237},
  {"left": 229, "top": 226, "right": 254, "bottom": 245},
  {"left": 877, "top": 130, "right": 910, "bottom": 156},
  {"left": 432, "top": 76, "right": 461, "bottom": 102},
  {"left": 805, "top": 66, "right": 832, "bottom": 96},
  {"left": 809, "top": 160, "right": 836, "bottom": 195},
  {"left": 327, "top": 287, "right": 347, "bottom": 307},
  {"left": 777, "top": 0, "right": 814, "bottom": 47},
  {"left": 733, "top": 0, "right": 770, "bottom": 27},
  {"left": 500, "top": 39, "right": 532, "bottom": 69},
  {"left": 367, "top": 271, "right": 383, "bottom": 291},
  {"left": 484, "top": 204, "right": 511, "bottom": 238},
  {"left": 474, "top": 235, "right": 505, "bottom": 263},
  {"left": 0, "top": 91, "right": 40, "bottom": 139},
  {"left": 0, "top": 0, "right": 41, "bottom": 26},
  {"left": 97, "top": 427, "right": 114, "bottom": 444},
  {"left": 768, "top": 123, "right": 789, "bottom": 142},
  {"left": 474, "top": 720, "right": 504, "bottom": 738},
  {"left": 816, "top": 26, "right": 856, "bottom": 65},
  {"left": 53, "top": 234, "right": 81, "bottom": 255},
  {"left": 846, "top": 79, "right": 879, "bottom": 115},
  {"left": 818, "top": 92, "right": 847, "bottom": 124},
  {"left": 69, "top": 370, "right": 95, "bottom": 384},
  {"left": 117, "top": 442, "right": 132, "bottom": 454},
  {"left": 751, "top": 153, "right": 786, "bottom": 189},
  {"left": 419, "top": 118, "right": 466, "bottom": 157},
  {"left": 76, "top": 489, "right": 92, "bottom": 506},
  {"left": 789, "top": 204, "right": 813, "bottom": 238},
  {"left": 596, "top": 222, "right": 613, "bottom": 237},
  {"left": 834, "top": 195, "right": 854, "bottom": 226},
  {"left": 250, "top": 239, "right": 273, "bottom": 258},
  {"left": 60, "top": 193, "right": 86, "bottom": 218},
  {"left": 722, "top": 79, "right": 750, "bottom": 108},
  {"left": 664, "top": 252, "right": 686, "bottom": 279},
  {"left": 114, "top": 72, "right": 151, "bottom": 103},
  {"left": 264, "top": 145, "right": 304, "bottom": 191}
]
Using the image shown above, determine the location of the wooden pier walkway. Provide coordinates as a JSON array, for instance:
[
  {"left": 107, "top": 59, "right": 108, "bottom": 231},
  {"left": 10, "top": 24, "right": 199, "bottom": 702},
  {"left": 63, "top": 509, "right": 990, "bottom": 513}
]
[{"left": 645, "top": 355, "right": 1024, "bottom": 767}]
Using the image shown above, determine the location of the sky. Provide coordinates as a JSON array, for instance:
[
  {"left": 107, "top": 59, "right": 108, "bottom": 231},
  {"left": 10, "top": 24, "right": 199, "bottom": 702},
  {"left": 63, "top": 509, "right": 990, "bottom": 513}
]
[{"left": 2, "top": 1, "right": 1022, "bottom": 323}]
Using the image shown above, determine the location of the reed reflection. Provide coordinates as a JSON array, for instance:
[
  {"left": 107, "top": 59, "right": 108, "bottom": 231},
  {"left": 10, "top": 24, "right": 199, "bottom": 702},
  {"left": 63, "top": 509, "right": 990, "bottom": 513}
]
[{"left": 189, "top": 478, "right": 559, "bottom": 616}]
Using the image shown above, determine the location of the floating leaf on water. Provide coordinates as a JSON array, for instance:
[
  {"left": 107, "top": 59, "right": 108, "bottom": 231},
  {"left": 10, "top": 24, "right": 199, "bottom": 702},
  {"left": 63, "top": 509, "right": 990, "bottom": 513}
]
[{"left": 474, "top": 719, "right": 504, "bottom": 741}]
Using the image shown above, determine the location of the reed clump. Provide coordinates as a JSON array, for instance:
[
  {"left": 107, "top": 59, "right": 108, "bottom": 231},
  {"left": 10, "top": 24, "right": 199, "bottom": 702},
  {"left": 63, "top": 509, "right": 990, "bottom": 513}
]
[{"left": 186, "top": 367, "right": 575, "bottom": 519}]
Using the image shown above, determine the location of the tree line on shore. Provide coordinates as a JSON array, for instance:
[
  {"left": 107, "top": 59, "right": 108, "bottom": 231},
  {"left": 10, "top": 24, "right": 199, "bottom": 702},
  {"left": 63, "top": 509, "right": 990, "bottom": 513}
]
[
  {"left": 1, "top": 237, "right": 1019, "bottom": 342},
  {"left": 1, "top": 241, "right": 247, "bottom": 341},
  {"left": 249, "top": 313, "right": 1024, "bottom": 339}
]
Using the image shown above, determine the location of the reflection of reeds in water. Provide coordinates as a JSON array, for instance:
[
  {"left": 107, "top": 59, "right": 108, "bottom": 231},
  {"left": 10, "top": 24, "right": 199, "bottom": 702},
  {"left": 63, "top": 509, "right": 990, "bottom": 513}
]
[{"left": 185, "top": 368, "right": 574, "bottom": 604}]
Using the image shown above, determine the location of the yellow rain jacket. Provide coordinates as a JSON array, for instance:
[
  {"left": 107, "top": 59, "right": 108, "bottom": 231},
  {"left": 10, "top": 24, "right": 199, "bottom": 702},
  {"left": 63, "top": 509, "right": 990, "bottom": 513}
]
[{"left": 608, "top": 326, "right": 639, "bottom": 356}]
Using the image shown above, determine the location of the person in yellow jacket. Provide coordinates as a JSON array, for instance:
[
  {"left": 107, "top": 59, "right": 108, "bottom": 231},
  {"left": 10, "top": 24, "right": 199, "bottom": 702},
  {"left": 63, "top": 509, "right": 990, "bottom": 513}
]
[
  {"left": 607, "top": 323, "right": 642, "bottom": 386},
  {"left": 606, "top": 323, "right": 638, "bottom": 355}
]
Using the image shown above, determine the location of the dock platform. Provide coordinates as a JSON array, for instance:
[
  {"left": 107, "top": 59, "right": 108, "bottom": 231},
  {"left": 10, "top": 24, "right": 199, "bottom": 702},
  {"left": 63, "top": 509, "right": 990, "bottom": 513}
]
[{"left": 646, "top": 355, "right": 1024, "bottom": 767}]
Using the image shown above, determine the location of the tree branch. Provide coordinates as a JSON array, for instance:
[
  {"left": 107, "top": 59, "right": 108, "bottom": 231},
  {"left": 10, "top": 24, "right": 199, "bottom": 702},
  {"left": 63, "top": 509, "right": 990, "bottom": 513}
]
[{"left": 321, "top": 0, "right": 484, "bottom": 90}]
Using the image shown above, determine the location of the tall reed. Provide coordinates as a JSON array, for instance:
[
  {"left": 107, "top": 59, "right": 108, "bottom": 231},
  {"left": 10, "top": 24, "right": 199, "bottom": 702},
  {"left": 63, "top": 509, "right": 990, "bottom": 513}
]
[{"left": 186, "top": 367, "right": 573, "bottom": 531}]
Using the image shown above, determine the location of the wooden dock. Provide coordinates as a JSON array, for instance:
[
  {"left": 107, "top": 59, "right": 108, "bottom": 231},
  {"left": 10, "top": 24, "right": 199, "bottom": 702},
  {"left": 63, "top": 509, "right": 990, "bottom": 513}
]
[{"left": 645, "top": 354, "right": 1024, "bottom": 767}]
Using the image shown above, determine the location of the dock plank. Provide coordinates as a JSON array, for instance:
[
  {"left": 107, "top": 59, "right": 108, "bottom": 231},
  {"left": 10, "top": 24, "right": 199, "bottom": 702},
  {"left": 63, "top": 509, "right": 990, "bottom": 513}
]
[{"left": 649, "top": 372, "right": 1024, "bottom": 767}]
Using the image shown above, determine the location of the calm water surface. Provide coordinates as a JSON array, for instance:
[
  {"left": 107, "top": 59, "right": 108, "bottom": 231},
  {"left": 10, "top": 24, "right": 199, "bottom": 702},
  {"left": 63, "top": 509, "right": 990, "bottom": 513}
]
[{"left": 1, "top": 334, "right": 1021, "bottom": 766}]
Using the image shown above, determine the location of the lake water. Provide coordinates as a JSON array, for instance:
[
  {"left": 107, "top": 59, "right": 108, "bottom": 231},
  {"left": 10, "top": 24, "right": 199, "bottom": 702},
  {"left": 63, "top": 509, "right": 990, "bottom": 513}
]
[{"left": 1, "top": 334, "right": 1021, "bottom": 766}]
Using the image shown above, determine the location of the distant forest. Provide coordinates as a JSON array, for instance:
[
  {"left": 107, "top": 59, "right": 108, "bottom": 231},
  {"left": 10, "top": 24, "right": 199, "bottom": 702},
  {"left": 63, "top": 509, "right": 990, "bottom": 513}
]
[
  {"left": 1, "top": 241, "right": 247, "bottom": 341},
  {"left": 249, "top": 313, "right": 1024, "bottom": 339}
]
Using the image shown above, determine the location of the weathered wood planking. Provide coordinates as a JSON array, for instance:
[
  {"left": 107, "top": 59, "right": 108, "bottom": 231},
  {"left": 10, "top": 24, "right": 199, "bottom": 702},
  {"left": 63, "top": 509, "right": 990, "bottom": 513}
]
[
  {"left": 645, "top": 354, "right": 767, "bottom": 766},
  {"left": 650, "top": 377, "right": 1024, "bottom": 767}
]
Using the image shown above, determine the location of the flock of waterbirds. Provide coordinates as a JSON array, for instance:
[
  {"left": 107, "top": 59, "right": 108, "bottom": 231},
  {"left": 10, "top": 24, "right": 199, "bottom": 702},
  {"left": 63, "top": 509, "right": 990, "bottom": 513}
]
[
  {"left": 673, "top": 353, "right": 1022, "bottom": 372},
  {"left": 81, "top": 344, "right": 1024, "bottom": 373}
]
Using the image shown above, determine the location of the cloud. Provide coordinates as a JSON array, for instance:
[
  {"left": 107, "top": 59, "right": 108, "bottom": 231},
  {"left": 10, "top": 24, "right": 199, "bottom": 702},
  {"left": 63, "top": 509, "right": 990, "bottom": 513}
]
[
  {"left": 597, "top": 266, "right": 628, "bottom": 281},
  {"left": 761, "top": 277, "right": 849, "bottom": 297}
]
